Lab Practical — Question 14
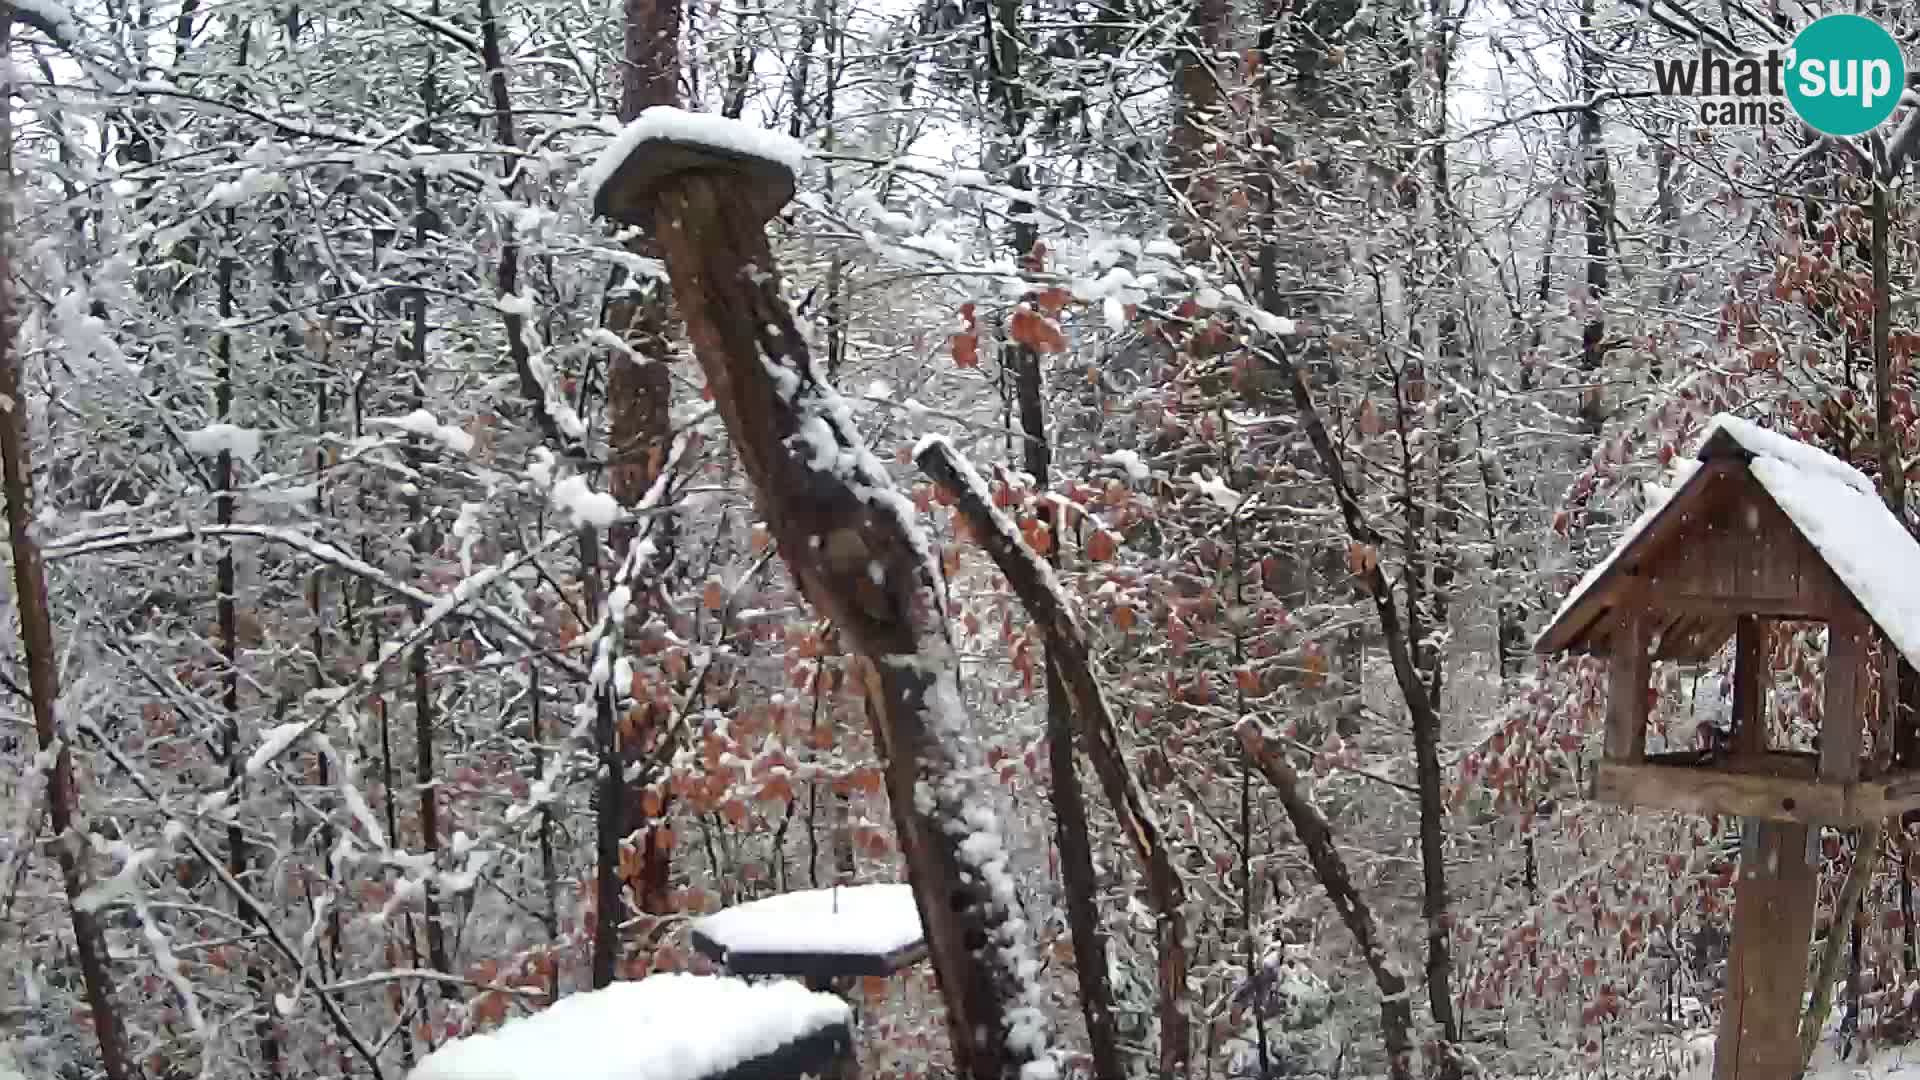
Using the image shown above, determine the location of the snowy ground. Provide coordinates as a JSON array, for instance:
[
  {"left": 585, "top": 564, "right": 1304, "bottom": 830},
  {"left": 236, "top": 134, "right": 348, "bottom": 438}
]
[{"left": 1671, "top": 1032, "right": 1920, "bottom": 1080}]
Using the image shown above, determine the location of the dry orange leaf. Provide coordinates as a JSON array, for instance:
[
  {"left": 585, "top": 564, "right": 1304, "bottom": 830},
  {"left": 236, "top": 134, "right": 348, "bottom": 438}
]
[
  {"left": 1346, "top": 542, "right": 1379, "bottom": 577},
  {"left": 952, "top": 332, "right": 980, "bottom": 368}
]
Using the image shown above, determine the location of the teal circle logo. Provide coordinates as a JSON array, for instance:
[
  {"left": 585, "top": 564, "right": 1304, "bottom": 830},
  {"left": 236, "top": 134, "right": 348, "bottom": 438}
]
[{"left": 1786, "top": 14, "right": 1906, "bottom": 137}]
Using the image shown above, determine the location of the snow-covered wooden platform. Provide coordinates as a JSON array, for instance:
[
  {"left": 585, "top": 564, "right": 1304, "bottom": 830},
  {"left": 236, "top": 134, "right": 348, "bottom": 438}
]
[
  {"left": 407, "top": 974, "right": 852, "bottom": 1080},
  {"left": 689, "top": 883, "right": 927, "bottom": 980}
]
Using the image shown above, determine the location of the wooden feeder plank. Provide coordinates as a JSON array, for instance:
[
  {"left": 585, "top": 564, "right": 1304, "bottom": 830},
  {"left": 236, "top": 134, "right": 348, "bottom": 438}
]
[
  {"left": 704, "top": 1023, "right": 853, "bottom": 1080},
  {"left": 1605, "top": 613, "right": 1649, "bottom": 761},
  {"left": 1823, "top": 606, "right": 1870, "bottom": 782},
  {"left": 1731, "top": 617, "right": 1768, "bottom": 758},
  {"left": 1594, "top": 761, "right": 1920, "bottom": 826},
  {"left": 690, "top": 935, "right": 931, "bottom": 981},
  {"left": 1714, "top": 820, "right": 1817, "bottom": 1080}
]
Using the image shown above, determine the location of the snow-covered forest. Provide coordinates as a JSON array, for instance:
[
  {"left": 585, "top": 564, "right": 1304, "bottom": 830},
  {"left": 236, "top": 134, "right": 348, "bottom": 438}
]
[{"left": 5, "top": 0, "right": 1920, "bottom": 1074}]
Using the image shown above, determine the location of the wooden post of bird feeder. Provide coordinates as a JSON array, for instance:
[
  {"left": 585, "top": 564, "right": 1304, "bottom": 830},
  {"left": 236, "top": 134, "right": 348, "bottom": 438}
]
[
  {"left": 1715, "top": 617, "right": 1818, "bottom": 1079},
  {"left": 588, "top": 111, "right": 1052, "bottom": 1080}
]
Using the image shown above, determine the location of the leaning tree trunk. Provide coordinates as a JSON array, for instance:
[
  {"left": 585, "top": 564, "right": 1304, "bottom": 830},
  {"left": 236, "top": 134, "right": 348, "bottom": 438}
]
[
  {"left": 1240, "top": 724, "right": 1414, "bottom": 1080},
  {"left": 920, "top": 438, "right": 1190, "bottom": 1080},
  {"left": 0, "top": 16, "right": 137, "bottom": 1080},
  {"left": 631, "top": 156, "right": 1051, "bottom": 1080}
]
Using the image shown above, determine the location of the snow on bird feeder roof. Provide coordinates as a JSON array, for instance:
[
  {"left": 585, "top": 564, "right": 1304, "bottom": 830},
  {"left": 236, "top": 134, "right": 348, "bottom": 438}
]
[
  {"left": 690, "top": 883, "right": 927, "bottom": 980},
  {"left": 1536, "top": 411, "right": 1920, "bottom": 667},
  {"left": 406, "top": 974, "right": 852, "bottom": 1080},
  {"left": 588, "top": 106, "right": 804, "bottom": 228}
]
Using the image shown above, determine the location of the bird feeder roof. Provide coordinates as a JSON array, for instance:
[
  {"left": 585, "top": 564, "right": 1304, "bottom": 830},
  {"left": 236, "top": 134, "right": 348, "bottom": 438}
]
[
  {"left": 1535, "top": 413, "right": 1920, "bottom": 665},
  {"left": 690, "top": 883, "right": 928, "bottom": 980}
]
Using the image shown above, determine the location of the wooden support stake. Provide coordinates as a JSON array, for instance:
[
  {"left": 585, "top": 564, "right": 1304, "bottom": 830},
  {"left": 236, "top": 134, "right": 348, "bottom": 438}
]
[
  {"left": 594, "top": 140, "right": 1048, "bottom": 1078},
  {"left": 1823, "top": 608, "right": 1868, "bottom": 783},
  {"left": 1714, "top": 820, "right": 1817, "bottom": 1080},
  {"left": 1606, "top": 612, "right": 1650, "bottom": 761},
  {"left": 1733, "top": 617, "right": 1770, "bottom": 759}
]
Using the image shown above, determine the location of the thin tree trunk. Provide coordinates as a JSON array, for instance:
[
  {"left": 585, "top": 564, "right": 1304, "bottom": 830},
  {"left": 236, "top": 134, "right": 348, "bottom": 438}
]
[
  {"left": 0, "top": 18, "right": 138, "bottom": 1078},
  {"left": 213, "top": 203, "right": 283, "bottom": 1076},
  {"left": 1415, "top": 1, "right": 1462, "bottom": 1050},
  {"left": 1240, "top": 725, "right": 1414, "bottom": 1080},
  {"left": 478, "top": 0, "right": 574, "bottom": 453},
  {"left": 1576, "top": 0, "right": 1610, "bottom": 439},
  {"left": 918, "top": 438, "right": 1190, "bottom": 1080},
  {"left": 1168, "top": 0, "right": 1226, "bottom": 259},
  {"left": 1801, "top": 824, "right": 1882, "bottom": 1073},
  {"left": 603, "top": 0, "right": 682, "bottom": 945},
  {"left": 982, "top": 0, "right": 1124, "bottom": 1070},
  {"left": 407, "top": 169, "right": 457, "bottom": 993}
]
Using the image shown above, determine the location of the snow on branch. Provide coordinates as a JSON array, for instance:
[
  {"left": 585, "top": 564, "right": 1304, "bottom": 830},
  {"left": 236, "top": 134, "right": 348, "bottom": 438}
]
[
  {"left": 915, "top": 434, "right": 1191, "bottom": 1071},
  {"left": 72, "top": 713, "right": 389, "bottom": 1079}
]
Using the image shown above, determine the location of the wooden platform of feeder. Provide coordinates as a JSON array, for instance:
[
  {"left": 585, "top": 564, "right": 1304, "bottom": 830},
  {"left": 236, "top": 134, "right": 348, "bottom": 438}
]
[
  {"left": 1594, "top": 757, "right": 1920, "bottom": 827},
  {"left": 690, "top": 883, "right": 929, "bottom": 984}
]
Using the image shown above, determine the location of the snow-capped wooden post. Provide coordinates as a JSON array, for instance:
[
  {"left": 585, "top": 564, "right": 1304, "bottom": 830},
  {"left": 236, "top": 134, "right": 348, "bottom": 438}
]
[
  {"left": 1535, "top": 415, "right": 1920, "bottom": 1079},
  {"left": 589, "top": 109, "right": 1054, "bottom": 1080}
]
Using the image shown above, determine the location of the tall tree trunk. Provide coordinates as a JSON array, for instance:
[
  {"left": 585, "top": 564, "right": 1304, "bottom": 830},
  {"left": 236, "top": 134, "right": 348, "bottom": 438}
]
[
  {"left": 1575, "top": 0, "right": 1609, "bottom": 440},
  {"left": 1417, "top": 0, "right": 1463, "bottom": 1051},
  {"left": 407, "top": 168, "right": 457, "bottom": 993},
  {"left": 602, "top": 0, "right": 682, "bottom": 950},
  {"left": 0, "top": 20, "right": 138, "bottom": 1079},
  {"left": 213, "top": 203, "right": 283, "bottom": 1077},
  {"left": 479, "top": 0, "right": 575, "bottom": 454}
]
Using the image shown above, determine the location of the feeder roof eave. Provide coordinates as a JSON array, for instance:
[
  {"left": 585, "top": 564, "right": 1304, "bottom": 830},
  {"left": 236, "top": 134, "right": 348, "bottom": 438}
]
[
  {"left": 1536, "top": 412, "right": 1920, "bottom": 670},
  {"left": 1532, "top": 459, "right": 1722, "bottom": 657}
]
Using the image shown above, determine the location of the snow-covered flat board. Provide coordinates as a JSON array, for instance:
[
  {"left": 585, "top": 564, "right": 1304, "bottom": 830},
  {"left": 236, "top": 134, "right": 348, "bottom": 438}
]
[
  {"left": 407, "top": 974, "right": 852, "bottom": 1080},
  {"left": 588, "top": 106, "right": 804, "bottom": 227},
  {"left": 690, "top": 883, "right": 927, "bottom": 979}
]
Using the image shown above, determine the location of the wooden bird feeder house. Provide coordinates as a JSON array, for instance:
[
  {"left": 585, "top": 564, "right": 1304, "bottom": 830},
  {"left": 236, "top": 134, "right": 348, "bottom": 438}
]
[{"left": 1536, "top": 412, "right": 1920, "bottom": 1079}]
